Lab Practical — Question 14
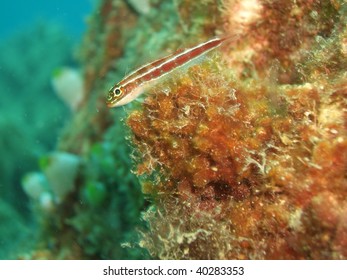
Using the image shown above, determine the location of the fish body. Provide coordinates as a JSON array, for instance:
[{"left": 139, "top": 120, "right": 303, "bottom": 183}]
[{"left": 106, "top": 37, "right": 229, "bottom": 107}]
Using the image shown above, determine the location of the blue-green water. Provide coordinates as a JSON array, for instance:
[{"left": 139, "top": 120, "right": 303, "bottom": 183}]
[
  {"left": 0, "top": 0, "right": 92, "bottom": 259},
  {"left": 0, "top": 0, "right": 93, "bottom": 40}
]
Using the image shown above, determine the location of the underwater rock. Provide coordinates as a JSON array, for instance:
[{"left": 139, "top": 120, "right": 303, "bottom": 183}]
[
  {"left": 224, "top": 0, "right": 262, "bottom": 36},
  {"left": 122, "top": 0, "right": 347, "bottom": 259},
  {"left": 25, "top": 0, "right": 347, "bottom": 260},
  {"left": 83, "top": 181, "right": 107, "bottom": 207}
]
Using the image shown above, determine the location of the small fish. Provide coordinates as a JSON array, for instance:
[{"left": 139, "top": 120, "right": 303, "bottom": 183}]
[{"left": 106, "top": 36, "right": 231, "bottom": 107}]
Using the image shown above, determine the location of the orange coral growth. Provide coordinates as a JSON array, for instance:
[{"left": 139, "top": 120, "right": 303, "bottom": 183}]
[
  {"left": 127, "top": 44, "right": 347, "bottom": 258},
  {"left": 63, "top": 0, "right": 347, "bottom": 260},
  {"left": 223, "top": 0, "right": 342, "bottom": 82}
]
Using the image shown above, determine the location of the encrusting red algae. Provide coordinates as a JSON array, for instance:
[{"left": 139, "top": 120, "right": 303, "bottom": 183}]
[{"left": 123, "top": 1, "right": 347, "bottom": 259}]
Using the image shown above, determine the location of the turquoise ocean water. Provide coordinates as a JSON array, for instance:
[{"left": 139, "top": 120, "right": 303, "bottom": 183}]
[{"left": 0, "top": 0, "right": 93, "bottom": 259}]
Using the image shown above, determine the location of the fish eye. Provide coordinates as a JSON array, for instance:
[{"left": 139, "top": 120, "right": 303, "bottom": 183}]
[{"left": 114, "top": 87, "right": 122, "bottom": 96}]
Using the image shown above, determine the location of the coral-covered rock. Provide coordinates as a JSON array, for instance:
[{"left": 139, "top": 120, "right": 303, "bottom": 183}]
[
  {"left": 123, "top": 0, "right": 347, "bottom": 259},
  {"left": 333, "top": 205, "right": 347, "bottom": 258},
  {"left": 22, "top": 0, "right": 347, "bottom": 260}
]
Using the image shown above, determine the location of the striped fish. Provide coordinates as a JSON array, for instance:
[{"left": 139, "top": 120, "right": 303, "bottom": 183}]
[{"left": 106, "top": 37, "right": 230, "bottom": 107}]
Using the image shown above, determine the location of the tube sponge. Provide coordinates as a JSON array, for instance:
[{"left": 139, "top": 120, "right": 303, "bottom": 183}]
[
  {"left": 41, "top": 152, "right": 80, "bottom": 202},
  {"left": 126, "top": 0, "right": 151, "bottom": 15},
  {"left": 51, "top": 67, "right": 84, "bottom": 111},
  {"left": 21, "top": 172, "right": 54, "bottom": 211},
  {"left": 22, "top": 172, "right": 49, "bottom": 201}
]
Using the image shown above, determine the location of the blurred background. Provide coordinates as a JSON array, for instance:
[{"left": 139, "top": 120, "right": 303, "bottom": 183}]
[{"left": 0, "top": 0, "right": 93, "bottom": 258}]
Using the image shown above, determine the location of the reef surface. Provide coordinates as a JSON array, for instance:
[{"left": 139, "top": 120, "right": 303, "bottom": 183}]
[{"left": 23, "top": 0, "right": 347, "bottom": 259}]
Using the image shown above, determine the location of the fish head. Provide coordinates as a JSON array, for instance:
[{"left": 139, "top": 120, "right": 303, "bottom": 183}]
[
  {"left": 106, "top": 82, "right": 144, "bottom": 107},
  {"left": 106, "top": 84, "right": 126, "bottom": 107}
]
